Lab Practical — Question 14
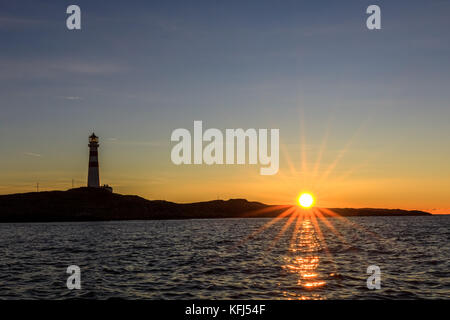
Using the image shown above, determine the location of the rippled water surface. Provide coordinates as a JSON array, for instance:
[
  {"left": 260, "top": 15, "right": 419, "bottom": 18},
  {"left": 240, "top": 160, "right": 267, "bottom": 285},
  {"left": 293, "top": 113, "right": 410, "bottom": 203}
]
[{"left": 0, "top": 216, "right": 449, "bottom": 299}]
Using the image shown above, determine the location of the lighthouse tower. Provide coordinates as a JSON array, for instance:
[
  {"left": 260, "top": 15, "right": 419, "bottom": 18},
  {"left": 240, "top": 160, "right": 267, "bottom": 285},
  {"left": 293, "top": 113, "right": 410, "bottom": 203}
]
[{"left": 87, "top": 133, "right": 100, "bottom": 187}]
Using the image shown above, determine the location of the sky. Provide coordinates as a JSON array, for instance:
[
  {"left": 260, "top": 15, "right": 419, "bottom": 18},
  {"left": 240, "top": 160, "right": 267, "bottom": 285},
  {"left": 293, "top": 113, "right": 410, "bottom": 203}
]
[{"left": 1, "top": 0, "right": 449, "bottom": 213}]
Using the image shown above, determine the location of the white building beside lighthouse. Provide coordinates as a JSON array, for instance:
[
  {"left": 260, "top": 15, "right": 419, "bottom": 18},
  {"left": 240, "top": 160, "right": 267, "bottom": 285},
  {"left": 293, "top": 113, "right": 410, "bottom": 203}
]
[{"left": 87, "top": 133, "right": 100, "bottom": 187}]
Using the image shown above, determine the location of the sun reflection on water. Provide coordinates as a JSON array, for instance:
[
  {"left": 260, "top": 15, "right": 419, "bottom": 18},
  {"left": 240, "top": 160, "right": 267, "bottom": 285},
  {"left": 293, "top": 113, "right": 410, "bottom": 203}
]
[
  {"left": 233, "top": 202, "right": 380, "bottom": 299},
  {"left": 283, "top": 216, "right": 326, "bottom": 299}
]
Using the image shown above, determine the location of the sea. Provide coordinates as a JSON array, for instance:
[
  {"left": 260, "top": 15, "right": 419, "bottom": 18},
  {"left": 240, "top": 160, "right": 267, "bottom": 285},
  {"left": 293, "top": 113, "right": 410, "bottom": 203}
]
[{"left": 0, "top": 215, "right": 448, "bottom": 299}]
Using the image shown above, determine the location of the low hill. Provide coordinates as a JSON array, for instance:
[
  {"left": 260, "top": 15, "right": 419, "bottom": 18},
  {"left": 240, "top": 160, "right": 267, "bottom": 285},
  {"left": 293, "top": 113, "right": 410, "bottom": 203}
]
[{"left": 0, "top": 188, "right": 431, "bottom": 223}]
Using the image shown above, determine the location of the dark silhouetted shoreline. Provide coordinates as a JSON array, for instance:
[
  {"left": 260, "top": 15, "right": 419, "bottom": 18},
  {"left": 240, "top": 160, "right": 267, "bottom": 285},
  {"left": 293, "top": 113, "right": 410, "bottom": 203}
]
[{"left": 0, "top": 187, "right": 431, "bottom": 223}]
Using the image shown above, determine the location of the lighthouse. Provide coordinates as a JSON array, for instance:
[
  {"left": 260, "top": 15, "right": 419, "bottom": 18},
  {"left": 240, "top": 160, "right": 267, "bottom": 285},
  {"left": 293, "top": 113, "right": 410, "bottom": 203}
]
[{"left": 87, "top": 133, "right": 100, "bottom": 187}]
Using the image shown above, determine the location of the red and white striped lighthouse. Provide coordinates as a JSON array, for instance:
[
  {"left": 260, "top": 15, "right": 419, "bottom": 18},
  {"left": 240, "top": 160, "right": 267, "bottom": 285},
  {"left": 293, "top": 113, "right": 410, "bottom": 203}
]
[{"left": 87, "top": 133, "right": 100, "bottom": 187}]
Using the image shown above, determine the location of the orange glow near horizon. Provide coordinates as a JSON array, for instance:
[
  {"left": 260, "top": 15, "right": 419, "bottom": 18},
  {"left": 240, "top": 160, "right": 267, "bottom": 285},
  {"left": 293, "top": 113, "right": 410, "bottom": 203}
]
[{"left": 1, "top": 111, "right": 449, "bottom": 215}]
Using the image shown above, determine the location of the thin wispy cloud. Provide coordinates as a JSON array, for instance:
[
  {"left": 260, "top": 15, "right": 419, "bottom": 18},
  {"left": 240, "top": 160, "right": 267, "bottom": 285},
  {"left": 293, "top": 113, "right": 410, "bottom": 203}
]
[
  {"left": 0, "top": 58, "right": 128, "bottom": 80},
  {"left": 58, "top": 61, "right": 128, "bottom": 75},
  {"left": 0, "top": 15, "right": 45, "bottom": 29},
  {"left": 59, "top": 96, "right": 83, "bottom": 101},
  {"left": 24, "top": 152, "right": 42, "bottom": 157},
  {"left": 105, "top": 138, "right": 162, "bottom": 147}
]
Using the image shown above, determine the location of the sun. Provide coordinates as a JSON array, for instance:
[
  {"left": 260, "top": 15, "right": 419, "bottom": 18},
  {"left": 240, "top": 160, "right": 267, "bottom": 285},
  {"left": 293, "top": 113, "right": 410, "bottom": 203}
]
[{"left": 298, "top": 193, "right": 315, "bottom": 208}]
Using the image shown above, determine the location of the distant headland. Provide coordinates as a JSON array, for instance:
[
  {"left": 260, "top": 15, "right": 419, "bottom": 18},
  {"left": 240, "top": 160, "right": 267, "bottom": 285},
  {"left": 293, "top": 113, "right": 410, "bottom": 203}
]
[{"left": 0, "top": 188, "right": 431, "bottom": 223}]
